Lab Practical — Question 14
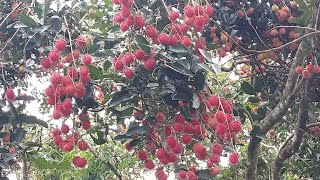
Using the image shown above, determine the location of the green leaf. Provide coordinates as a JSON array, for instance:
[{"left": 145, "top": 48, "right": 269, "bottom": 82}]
[
  {"left": 135, "top": 35, "right": 150, "bottom": 53},
  {"left": 90, "top": 132, "right": 107, "bottom": 145},
  {"left": 30, "top": 157, "right": 71, "bottom": 170},
  {"left": 0, "top": 148, "right": 9, "bottom": 153},
  {"left": 24, "top": 142, "right": 42, "bottom": 148},
  {"left": 166, "top": 62, "right": 193, "bottom": 76},
  {"left": 108, "top": 89, "right": 138, "bottom": 107},
  {"left": 88, "top": 43, "right": 100, "bottom": 54},
  {"left": 248, "top": 96, "right": 260, "bottom": 103},
  {"left": 198, "top": 62, "right": 221, "bottom": 74},
  {"left": 12, "top": 128, "right": 26, "bottom": 143},
  {"left": 241, "top": 82, "right": 256, "bottom": 95},
  {"left": 95, "top": 10, "right": 104, "bottom": 18},
  {"left": 0, "top": 115, "right": 9, "bottom": 126},
  {"left": 43, "top": 0, "right": 52, "bottom": 19},
  {"left": 89, "top": 65, "right": 103, "bottom": 80},
  {"left": 194, "top": 71, "right": 205, "bottom": 90},
  {"left": 16, "top": 114, "right": 48, "bottom": 128},
  {"left": 15, "top": 96, "right": 36, "bottom": 101},
  {"left": 113, "top": 135, "right": 133, "bottom": 141},
  {"left": 198, "top": 49, "right": 212, "bottom": 61},
  {"left": 103, "top": 60, "right": 112, "bottom": 70},
  {"left": 196, "top": 169, "right": 212, "bottom": 179},
  {"left": 288, "top": 10, "right": 312, "bottom": 26},
  {"left": 19, "top": 14, "right": 38, "bottom": 27},
  {"left": 169, "top": 45, "right": 190, "bottom": 54},
  {"left": 0, "top": 132, "right": 7, "bottom": 138},
  {"left": 172, "top": 92, "right": 192, "bottom": 101},
  {"left": 295, "top": 0, "right": 307, "bottom": 10}
]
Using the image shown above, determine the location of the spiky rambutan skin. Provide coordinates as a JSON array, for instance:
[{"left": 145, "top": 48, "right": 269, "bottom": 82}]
[
  {"left": 156, "top": 112, "right": 166, "bottom": 123},
  {"left": 229, "top": 152, "right": 239, "bottom": 165},
  {"left": 178, "top": 170, "right": 187, "bottom": 179},
  {"left": 215, "top": 123, "right": 227, "bottom": 135},
  {"left": 172, "top": 144, "right": 183, "bottom": 154},
  {"left": 138, "top": 150, "right": 148, "bottom": 161},
  {"left": 174, "top": 114, "right": 186, "bottom": 123},
  {"left": 215, "top": 111, "right": 226, "bottom": 123},
  {"left": 145, "top": 159, "right": 155, "bottom": 169},
  {"left": 166, "top": 136, "right": 177, "bottom": 149},
  {"left": 212, "top": 143, "right": 223, "bottom": 155},
  {"left": 230, "top": 120, "right": 242, "bottom": 133},
  {"left": 181, "top": 134, "right": 193, "bottom": 144},
  {"left": 156, "top": 148, "right": 167, "bottom": 159},
  {"left": 193, "top": 143, "right": 207, "bottom": 160},
  {"left": 209, "top": 153, "right": 220, "bottom": 164},
  {"left": 183, "top": 123, "right": 194, "bottom": 134},
  {"left": 173, "top": 122, "right": 183, "bottom": 132}
]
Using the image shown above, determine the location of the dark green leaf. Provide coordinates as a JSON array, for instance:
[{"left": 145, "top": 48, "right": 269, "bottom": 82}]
[
  {"left": 196, "top": 169, "right": 212, "bottom": 180},
  {"left": 24, "top": 142, "right": 42, "bottom": 148},
  {"left": 113, "top": 135, "right": 133, "bottom": 141},
  {"left": 108, "top": 89, "right": 138, "bottom": 107},
  {"left": 135, "top": 35, "right": 150, "bottom": 53},
  {"left": 15, "top": 96, "right": 36, "bottom": 101},
  {"left": 126, "top": 126, "right": 143, "bottom": 136},
  {"left": 248, "top": 96, "right": 260, "bottom": 103},
  {"left": 89, "top": 65, "right": 103, "bottom": 80},
  {"left": 18, "top": 14, "right": 38, "bottom": 27},
  {"left": 103, "top": 60, "right": 112, "bottom": 70},
  {"left": 12, "top": 128, "right": 26, "bottom": 143},
  {"left": 0, "top": 115, "right": 9, "bottom": 126},
  {"left": 0, "top": 148, "right": 9, "bottom": 153},
  {"left": 198, "top": 49, "right": 212, "bottom": 61},
  {"left": 295, "top": 0, "right": 307, "bottom": 10},
  {"left": 169, "top": 45, "right": 190, "bottom": 54},
  {"left": 194, "top": 71, "right": 205, "bottom": 90},
  {"left": 198, "top": 62, "right": 220, "bottom": 74},
  {"left": 0, "top": 132, "right": 6, "bottom": 138},
  {"left": 43, "top": 0, "right": 52, "bottom": 19},
  {"left": 241, "top": 82, "right": 256, "bottom": 95},
  {"left": 166, "top": 62, "right": 193, "bottom": 76},
  {"left": 172, "top": 92, "right": 192, "bottom": 101},
  {"left": 88, "top": 43, "right": 100, "bottom": 54},
  {"left": 90, "top": 133, "right": 107, "bottom": 145},
  {"left": 16, "top": 114, "right": 48, "bottom": 128},
  {"left": 0, "top": 99, "right": 6, "bottom": 107}
]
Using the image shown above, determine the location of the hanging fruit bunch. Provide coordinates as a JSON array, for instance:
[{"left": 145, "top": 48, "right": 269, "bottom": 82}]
[
  {"left": 109, "top": 0, "right": 243, "bottom": 179},
  {"left": 41, "top": 35, "right": 97, "bottom": 168}
]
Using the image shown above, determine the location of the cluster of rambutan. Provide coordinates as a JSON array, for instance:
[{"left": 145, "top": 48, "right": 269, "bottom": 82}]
[
  {"left": 112, "top": 50, "right": 157, "bottom": 79},
  {"left": 40, "top": 36, "right": 93, "bottom": 168},
  {"left": 202, "top": 95, "right": 242, "bottom": 141},
  {"left": 137, "top": 150, "right": 155, "bottom": 169},
  {"left": 51, "top": 113, "right": 91, "bottom": 168},
  {"left": 112, "top": 0, "right": 145, "bottom": 31},
  {"left": 124, "top": 97, "right": 241, "bottom": 180},
  {"left": 210, "top": 26, "right": 241, "bottom": 58},
  {"left": 41, "top": 36, "right": 92, "bottom": 120},
  {"left": 295, "top": 64, "right": 320, "bottom": 79}
]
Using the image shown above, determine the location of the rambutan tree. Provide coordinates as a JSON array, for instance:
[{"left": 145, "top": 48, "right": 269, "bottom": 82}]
[{"left": 0, "top": 0, "right": 320, "bottom": 179}]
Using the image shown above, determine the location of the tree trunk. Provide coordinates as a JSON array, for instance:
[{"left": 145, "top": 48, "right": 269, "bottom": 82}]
[{"left": 246, "top": 137, "right": 261, "bottom": 180}]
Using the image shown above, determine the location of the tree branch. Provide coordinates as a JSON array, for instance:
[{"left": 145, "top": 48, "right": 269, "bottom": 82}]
[
  {"left": 272, "top": 95, "right": 309, "bottom": 180},
  {"left": 246, "top": 34, "right": 309, "bottom": 180},
  {"left": 89, "top": 147, "right": 122, "bottom": 180}
]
